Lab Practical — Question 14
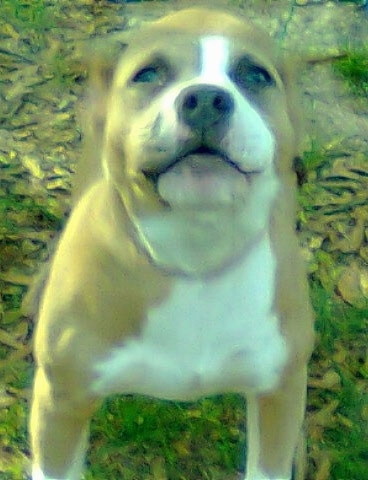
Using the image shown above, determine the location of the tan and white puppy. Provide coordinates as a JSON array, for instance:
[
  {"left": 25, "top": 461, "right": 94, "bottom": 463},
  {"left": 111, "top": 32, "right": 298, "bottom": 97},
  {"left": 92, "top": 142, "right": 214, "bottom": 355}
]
[{"left": 30, "top": 7, "right": 314, "bottom": 480}]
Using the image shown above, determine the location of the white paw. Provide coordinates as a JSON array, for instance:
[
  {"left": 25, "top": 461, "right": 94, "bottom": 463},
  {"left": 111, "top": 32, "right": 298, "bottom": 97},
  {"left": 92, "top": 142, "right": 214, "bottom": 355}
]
[
  {"left": 244, "top": 471, "right": 290, "bottom": 480},
  {"left": 32, "top": 465, "right": 62, "bottom": 480}
]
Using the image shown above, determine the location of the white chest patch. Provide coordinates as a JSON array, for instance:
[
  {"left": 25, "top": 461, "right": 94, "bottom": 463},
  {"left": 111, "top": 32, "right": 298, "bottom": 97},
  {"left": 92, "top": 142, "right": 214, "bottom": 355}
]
[{"left": 91, "top": 234, "right": 288, "bottom": 401}]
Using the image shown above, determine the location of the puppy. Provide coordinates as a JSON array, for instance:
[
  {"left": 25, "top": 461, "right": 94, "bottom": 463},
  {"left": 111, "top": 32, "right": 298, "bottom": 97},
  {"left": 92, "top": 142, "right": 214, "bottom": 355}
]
[{"left": 30, "top": 7, "right": 314, "bottom": 480}]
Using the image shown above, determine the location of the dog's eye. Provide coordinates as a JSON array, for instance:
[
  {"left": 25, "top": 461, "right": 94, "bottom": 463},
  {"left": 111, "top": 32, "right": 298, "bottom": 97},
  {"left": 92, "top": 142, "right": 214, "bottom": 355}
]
[
  {"left": 132, "top": 65, "right": 166, "bottom": 84},
  {"left": 231, "top": 58, "right": 274, "bottom": 90},
  {"left": 133, "top": 67, "right": 159, "bottom": 83}
]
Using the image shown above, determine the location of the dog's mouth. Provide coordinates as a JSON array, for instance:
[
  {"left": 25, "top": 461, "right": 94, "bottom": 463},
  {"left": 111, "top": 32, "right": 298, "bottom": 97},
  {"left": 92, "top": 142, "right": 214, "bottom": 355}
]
[
  {"left": 142, "top": 147, "right": 247, "bottom": 183},
  {"left": 142, "top": 147, "right": 260, "bottom": 208}
]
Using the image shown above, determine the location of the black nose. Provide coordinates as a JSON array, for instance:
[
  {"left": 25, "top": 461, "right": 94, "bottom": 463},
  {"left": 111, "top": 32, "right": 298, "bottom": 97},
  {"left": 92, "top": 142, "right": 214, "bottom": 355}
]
[{"left": 177, "top": 85, "right": 234, "bottom": 130}]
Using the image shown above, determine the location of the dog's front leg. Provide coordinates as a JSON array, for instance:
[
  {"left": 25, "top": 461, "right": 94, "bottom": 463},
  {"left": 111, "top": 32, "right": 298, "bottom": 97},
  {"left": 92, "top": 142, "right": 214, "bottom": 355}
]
[
  {"left": 244, "top": 366, "right": 308, "bottom": 480},
  {"left": 30, "top": 366, "right": 98, "bottom": 480}
]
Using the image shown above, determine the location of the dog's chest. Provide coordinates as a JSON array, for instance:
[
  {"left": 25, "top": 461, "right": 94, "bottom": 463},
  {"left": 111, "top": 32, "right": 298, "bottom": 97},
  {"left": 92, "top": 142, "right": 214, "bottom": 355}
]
[{"left": 92, "top": 235, "right": 288, "bottom": 400}]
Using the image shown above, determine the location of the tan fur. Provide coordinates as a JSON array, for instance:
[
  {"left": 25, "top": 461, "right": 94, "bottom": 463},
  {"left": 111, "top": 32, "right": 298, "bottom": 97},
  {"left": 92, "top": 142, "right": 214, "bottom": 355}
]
[{"left": 30, "top": 8, "right": 314, "bottom": 480}]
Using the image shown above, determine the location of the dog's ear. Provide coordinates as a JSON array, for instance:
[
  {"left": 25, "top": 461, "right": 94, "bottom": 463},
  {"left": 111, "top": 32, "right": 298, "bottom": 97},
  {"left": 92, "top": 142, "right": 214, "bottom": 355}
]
[
  {"left": 87, "top": 33, "right": 130, "bottom": 91},
  {"left": 276, "top": 53, "right": 314, "bottom": 187},
  {"left": 74, "top": 33, "right": 130, "bottom": 201},
  {"left": 278, "top": 55, "right": 306, "bottom": 154}
]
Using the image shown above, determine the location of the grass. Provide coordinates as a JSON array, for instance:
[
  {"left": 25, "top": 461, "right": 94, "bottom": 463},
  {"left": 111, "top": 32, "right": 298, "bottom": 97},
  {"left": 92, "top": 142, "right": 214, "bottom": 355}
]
[
  {"left": 0, "top": 0, "right": 81, "bottom": 88},
  {"left": 334, "top": 52, "right": 368, "bottom": 96},
  {"left": 1, "top": 0, "right": 54, "bottom": 34},
  {"left": 87, "top": 394, "right": 246, "bottom": 479},
  {"left": 308, "top": 284, "right": 368, "bottom": 479},
  {"left": 297, "top": 141, "right": 331, "bottom": 177},
  {"left": 0, "top": 193, "right": 64, "bottom": 234}
]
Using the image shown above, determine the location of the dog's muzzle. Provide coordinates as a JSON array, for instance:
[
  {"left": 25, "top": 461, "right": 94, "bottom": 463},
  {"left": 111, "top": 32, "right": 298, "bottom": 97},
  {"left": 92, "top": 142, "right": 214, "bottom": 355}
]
[{"left": 141, "top": 84, "right": 258, "bottom": 208}]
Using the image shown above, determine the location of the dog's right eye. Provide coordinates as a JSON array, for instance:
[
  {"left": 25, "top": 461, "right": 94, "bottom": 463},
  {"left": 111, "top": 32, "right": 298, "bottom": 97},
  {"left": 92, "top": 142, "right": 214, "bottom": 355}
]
[
  {"left": 231, "top": 57, "right": 275, "bottom": 91},
  {"left": 132, "top": 66, "right": 163, "bottom": 84}
]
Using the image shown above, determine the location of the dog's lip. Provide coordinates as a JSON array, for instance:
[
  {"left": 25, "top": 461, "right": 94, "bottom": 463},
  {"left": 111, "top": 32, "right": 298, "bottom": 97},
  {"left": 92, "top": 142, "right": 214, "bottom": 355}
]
[{"left": 142, "top": 147, "right": 261, "bottom": 184}]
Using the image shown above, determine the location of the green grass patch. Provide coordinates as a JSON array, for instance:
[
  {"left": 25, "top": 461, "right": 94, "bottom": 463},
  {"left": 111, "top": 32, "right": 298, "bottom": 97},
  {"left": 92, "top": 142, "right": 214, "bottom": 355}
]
[
  {"left": 0, "top": 1, "right": 78, "bottom": 87},
  {"left": 0, "top": 399, "right": 30, "bottom": 477},
  {"left": 1, "top": 0, "right": 55, "bottom": 34},
  {"left": 309, "top": 282, "right": 368, "bottom": 480},
  {"left": 0, "top": 193, "right": 64, "bottom": 234},
  {"left": 87, "top": 394, "right": 246, "bottom": 479},
  {"left": 300, "top": 142, "right": 330, "bottom": 175},
  {"left": 297, "top": 142, "right": 333, "bottom": 218},
  {"left": 334, "top": 52, "right": 368, "bottom": 96}
]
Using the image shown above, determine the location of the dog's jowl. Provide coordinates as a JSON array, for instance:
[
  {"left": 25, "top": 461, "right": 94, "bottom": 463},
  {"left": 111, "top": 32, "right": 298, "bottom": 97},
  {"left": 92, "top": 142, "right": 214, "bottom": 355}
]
[{"left": 30, "top": 8, "right": 314, "bottom": 480}]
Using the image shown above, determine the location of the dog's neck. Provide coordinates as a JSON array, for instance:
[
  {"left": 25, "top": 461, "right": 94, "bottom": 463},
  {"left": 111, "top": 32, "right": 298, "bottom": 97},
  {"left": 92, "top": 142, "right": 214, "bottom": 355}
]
[
  {"left": 118, "top": 171, "right": 279, "bottom": 277},
  {"left": 131, "top": 210, "right": 268, "bottom": 278}
]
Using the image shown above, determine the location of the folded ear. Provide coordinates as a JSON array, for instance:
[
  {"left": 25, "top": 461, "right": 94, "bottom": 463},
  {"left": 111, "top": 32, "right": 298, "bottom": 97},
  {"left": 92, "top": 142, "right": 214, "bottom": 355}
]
[
  {"left": 87, "top": 32, "right": 130, "bottom": 91},
  {"left": 74, "top": 33, "right": 130, "bottom": 201},
  {"left": 278, "top": 54, "right": 306, "bottom": 155}
]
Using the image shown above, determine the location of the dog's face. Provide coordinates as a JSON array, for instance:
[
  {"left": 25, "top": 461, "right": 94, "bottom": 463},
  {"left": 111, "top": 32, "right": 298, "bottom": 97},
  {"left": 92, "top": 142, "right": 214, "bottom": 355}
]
[{"left": 99, "top": 9, "right": 297, "bottom": 274}]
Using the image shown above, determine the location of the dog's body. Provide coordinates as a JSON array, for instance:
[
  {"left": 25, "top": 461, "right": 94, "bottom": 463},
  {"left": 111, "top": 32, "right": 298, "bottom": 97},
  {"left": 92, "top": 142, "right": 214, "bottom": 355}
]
[{"left": 30, "top": 8, "right": 314, "bottom": 480}]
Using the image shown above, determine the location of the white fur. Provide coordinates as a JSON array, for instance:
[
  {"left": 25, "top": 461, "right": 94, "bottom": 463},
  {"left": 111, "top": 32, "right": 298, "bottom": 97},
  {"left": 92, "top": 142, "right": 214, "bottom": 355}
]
[
  {"left": 32, "top": 466, "right": 69, "bottom": 480},
  {"left": 199, "top": 36, "right": 229, "bottom": 81},
  {"left": 32, "top": 467, "right": 52, "bottom": 480},
  {"left": 134, "top": 171, "right": 279, "bottom": 275},
  {"left": 31, "top": 431, "right": 87, "bottom": 480},
  {"left": 92, "top": 233, "right": 288, "bottom": 400},
  {"left": 32, "top": 464, "right": 79, "bottom": 480}
]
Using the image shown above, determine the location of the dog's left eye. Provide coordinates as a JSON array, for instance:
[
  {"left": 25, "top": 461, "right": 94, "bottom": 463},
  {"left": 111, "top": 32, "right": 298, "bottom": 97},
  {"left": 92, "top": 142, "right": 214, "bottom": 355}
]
[
  {"left": 132, "top": 66, "right": 165, "bottom": 84},
  {"left": 231, "top": 57, "right": 275, "bottom": 90}
]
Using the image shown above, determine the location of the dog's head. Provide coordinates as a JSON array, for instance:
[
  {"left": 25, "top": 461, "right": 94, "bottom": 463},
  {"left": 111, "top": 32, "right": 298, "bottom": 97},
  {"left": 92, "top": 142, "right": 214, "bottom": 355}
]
[{"left": 88, "top": 8, "right": 300, "bottom": 275}]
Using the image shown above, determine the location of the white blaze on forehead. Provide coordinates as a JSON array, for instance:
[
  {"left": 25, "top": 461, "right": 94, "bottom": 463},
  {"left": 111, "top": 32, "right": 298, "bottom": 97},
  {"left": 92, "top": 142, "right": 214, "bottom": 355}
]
[{"left": 199, "top": 36, "right": 229, "bottom": 82}]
